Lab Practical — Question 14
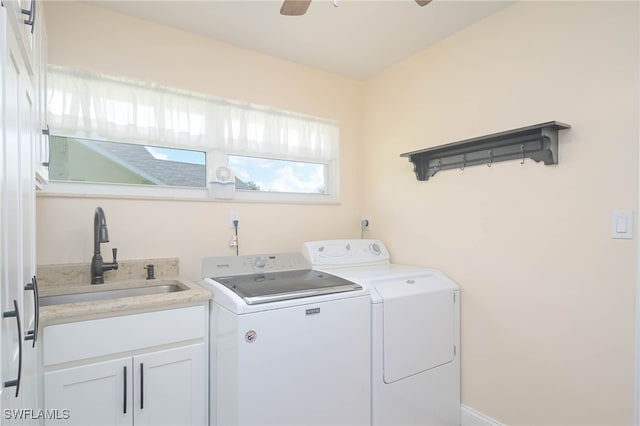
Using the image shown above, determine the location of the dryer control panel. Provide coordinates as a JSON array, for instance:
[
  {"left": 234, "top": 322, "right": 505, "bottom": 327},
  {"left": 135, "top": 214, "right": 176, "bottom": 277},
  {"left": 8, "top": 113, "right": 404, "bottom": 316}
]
[{"left": 303, "top": 239, "right": 390, "bottom": 267}]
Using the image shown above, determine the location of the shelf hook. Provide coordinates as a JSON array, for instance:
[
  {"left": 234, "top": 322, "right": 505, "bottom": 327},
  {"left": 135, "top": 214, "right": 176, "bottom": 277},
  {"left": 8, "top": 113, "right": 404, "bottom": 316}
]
[
  {"left": 520, "top": 144, "right": 526, "bottom": 164},
  {"left": 460, "top": 154, "right": 466, "bottom": 171},
  {"left": 487, "top": 150, "right": 493, "bottom": 167}
]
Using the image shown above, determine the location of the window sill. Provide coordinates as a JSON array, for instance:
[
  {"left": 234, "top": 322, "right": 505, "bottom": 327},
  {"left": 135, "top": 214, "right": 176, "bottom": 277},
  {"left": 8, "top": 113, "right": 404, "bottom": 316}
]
[{"left": 37, "top": 181, "right": 341, "bottom": 205}]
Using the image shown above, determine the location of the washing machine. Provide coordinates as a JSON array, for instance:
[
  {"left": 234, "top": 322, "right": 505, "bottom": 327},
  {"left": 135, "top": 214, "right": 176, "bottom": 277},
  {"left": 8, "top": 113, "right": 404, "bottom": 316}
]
[
  {"left": 303, "top": 239, "right": 461, "bottom": 426},
  {"left": 201, "top": 252, "right": 371, "bottom": 426}
]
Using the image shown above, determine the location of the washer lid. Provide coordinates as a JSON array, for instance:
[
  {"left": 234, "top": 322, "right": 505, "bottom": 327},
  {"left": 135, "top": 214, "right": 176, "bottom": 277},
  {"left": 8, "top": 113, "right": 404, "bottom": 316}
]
[{"left": 210, "top": 269, "right": 362, "bottom": 305}]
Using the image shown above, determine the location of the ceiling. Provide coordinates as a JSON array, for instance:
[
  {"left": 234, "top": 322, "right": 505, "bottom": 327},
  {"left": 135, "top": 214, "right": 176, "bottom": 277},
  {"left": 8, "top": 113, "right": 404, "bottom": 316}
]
[{"left": 89, "top": 0, "right": 514, "bottom": 80}]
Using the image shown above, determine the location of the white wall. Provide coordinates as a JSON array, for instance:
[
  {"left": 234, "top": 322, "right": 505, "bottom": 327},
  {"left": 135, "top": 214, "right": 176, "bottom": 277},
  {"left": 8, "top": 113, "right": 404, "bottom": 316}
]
[
  {"left": 362, "top": 1, "right": 638, "bottom": 424},
  {"left": 38, "top": 1, "right": 364, "bottom": 280}
]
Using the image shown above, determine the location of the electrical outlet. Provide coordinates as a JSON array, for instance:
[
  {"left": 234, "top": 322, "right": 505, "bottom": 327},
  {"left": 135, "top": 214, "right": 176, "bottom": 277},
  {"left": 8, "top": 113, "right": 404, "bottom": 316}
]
[
  {"left": 230, "top": 211, "right": 240, "bottom": 228},
  {"left": 361, "top": 216, "right": 372, "bottom": 231}
]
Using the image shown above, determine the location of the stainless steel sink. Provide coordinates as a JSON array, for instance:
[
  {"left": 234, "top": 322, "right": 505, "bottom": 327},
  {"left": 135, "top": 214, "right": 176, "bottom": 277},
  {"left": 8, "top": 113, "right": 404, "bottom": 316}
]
[{"left": 40, "top": 282, "right": 187, "bottom": 306}]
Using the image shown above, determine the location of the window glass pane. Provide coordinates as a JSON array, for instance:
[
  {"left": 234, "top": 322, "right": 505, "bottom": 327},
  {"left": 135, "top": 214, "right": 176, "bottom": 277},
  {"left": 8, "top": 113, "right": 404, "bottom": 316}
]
[
  {"left": 228, "top": 155, "right": 326, "bottom": 194},
  {"left": 49, "top": 136, "right": 206, "bottom": 188}
]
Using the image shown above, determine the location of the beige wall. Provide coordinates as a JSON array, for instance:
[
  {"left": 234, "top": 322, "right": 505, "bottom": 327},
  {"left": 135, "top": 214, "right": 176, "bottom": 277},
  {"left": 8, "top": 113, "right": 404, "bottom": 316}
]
[
  {"left": 362, "top": 1, "right": 638, "bottom": 424},
  {"left": 39, "top": 0, "right": 639, "bottom": 424},
  {"left": 37, "top": 1, "right": 364, "bottom": 280}
]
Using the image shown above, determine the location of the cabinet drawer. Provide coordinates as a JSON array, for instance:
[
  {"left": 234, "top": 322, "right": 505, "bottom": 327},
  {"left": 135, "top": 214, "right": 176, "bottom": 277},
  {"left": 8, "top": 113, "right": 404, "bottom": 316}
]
[{"left": 43, "top": 305, "right": 206, "bottom": 366}]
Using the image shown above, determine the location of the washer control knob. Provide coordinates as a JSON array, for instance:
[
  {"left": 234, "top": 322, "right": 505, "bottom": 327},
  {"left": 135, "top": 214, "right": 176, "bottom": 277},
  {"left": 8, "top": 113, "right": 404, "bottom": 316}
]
[
  {"left": 370, "top": 243, "right": 382, "bottom": 255},
  {"left": 254, "top": 257, "right": 266, "bottom": 269}
]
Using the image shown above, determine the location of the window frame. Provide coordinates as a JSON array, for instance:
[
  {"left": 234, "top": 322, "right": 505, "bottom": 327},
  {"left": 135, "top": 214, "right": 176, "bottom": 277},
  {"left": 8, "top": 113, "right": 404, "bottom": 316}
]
[{"left": 41, "top": 136, "right": 340, "bottom": 205}]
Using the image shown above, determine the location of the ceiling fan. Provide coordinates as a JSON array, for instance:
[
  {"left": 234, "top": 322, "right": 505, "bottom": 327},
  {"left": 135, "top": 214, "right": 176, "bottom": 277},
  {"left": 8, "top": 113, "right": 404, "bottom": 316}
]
[{"left": 280, "top": 0, "right": 432, "bottom": 16}]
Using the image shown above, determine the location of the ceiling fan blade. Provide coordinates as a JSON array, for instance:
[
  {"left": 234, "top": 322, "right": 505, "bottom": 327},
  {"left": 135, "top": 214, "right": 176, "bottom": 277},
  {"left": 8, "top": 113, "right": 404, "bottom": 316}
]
[
  {"left": 280, "top": 0, "right": 312, "bottom": 16},
  {"left": 415, "top": 0, "right": 432, "bottom": 6}
]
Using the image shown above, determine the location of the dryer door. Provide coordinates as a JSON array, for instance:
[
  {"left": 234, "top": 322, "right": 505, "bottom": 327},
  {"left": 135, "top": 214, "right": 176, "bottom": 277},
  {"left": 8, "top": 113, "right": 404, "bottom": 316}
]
[{"left": 374, "top": 274, "right": 456, "bottom": 384}]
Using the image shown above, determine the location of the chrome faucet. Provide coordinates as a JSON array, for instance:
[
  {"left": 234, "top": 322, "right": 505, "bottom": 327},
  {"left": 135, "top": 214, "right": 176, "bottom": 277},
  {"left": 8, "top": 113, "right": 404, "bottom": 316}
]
[{"left": 91, "top": 206, "right": 118, "bottom": 284}]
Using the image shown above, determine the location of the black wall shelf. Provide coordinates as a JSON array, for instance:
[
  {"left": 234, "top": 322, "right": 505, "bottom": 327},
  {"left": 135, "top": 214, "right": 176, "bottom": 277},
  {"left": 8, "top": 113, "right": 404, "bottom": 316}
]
[{"left": 400, "top": 121, "right": 571, "bottom": 181}]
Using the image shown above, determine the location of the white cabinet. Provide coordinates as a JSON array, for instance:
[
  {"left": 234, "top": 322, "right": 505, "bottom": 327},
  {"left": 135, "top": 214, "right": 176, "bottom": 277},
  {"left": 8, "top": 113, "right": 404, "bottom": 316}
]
[
  {"left": 3, "top": 0, "right": 48, "bottom": 188},
  {"left": 1, "top": 0, "right": 46, "bottom": 421},
  {"left": 1, "top": 6, "right": 26, "bottom": 417},
  {"left": 44, "top": 357, "right": 131, "bottom": 426},
  {"left": 42, "top": 306, "right": 208, "bottom": 426},
  {"left": 3, "top": 0, "right": 37, "bottom": 74},
  {"left": 134, "top": 345, "right": 206, "bottom": 426},
  {"left": 1, "top": 1, "right": 41, "bottom": 422},
  {"left": 43, "top": 345, "right": 205, "bottom": 426},
  {"left": 33, "top": 10, "right": 47, "bottom": 187}
]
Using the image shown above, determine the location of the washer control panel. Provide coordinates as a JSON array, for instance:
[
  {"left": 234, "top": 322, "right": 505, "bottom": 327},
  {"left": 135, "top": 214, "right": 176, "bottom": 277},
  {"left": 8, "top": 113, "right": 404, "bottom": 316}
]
[
  {"left": 302, "top": 239, "right": 390, "bottom": 267},
  {"left": 202, "top": 253, "right": 309, "bottom": 277}
]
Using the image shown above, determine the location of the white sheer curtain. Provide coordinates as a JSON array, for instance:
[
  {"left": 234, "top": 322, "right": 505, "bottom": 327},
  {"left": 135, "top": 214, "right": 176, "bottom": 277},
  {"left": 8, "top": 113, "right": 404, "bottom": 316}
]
[{"left": 47, "top": 66, "right": 339, "bottom": 161}]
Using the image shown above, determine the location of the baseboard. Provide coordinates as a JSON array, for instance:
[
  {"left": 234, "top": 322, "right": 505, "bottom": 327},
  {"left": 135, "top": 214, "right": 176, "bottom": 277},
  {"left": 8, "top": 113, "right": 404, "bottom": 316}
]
[{"left": 461, "top": 405, "right": 504, "bottom": 426}]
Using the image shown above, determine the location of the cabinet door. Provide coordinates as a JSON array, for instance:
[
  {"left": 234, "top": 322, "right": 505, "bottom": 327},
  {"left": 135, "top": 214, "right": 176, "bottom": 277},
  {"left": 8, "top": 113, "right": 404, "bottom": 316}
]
[
  {"left": 3, "top": 0, "right": 36, "bottom": 73},
  {"left": 33, "top": 9, "right": 47, "bottom": 187},
  {"left": 134, "top": 344, "right": 206, "bottom": 426},
  {"left": 1, "top": 8, "right": 30, "bottom": 422},
  {"left": 18, "top": 21, "right": 36, "bottom": 425},
  {"left": 0, "top": 5, "right": 6, "bottom": 419},
  {"left": 44, "top": 357, "right": 132, "bottom": 426},
  {"left": 1, "top": 0, "right": 41, "bottom": 421}
]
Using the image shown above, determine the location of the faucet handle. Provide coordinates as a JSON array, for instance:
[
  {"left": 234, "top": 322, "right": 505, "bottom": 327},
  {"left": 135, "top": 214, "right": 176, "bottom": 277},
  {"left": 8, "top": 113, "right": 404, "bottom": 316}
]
[
  {"left": 144, "top": 264, "right": 155, "bottom": 280},
  {"left": 112, "top": 248, "right": 118, "bottom": 262}
]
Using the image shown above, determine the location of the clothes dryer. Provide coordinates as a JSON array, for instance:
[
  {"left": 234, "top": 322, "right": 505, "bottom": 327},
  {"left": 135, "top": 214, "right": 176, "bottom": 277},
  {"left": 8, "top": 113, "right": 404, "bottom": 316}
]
[{"left": 303, "top": 239, "right": 461, "bottom": 426}]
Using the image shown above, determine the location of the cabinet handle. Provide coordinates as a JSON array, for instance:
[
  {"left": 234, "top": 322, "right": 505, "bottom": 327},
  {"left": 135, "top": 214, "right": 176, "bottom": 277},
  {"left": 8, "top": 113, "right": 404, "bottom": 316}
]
[
  {"left": 24, "top": 276, "right": 39, "bottom": 347},
  {"left": 140, "top": 363, "right": 144, "bottom": 410},
  {"left": 42, "top": 126, "right": 50, "bottom": 168},
  {"left": 21, "top": 0, "right": 36, "bottom": 34},
  {"left": 123, "top": 366, "right": 127, "bottom": 414},
  {"left": 3, "top": 300, "right": 22, "bottom": 397}
]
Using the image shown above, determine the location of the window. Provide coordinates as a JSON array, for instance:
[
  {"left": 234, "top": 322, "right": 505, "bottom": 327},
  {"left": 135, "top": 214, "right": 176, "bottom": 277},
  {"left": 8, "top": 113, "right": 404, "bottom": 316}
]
[
  {"left": 49, "top": 136, "right": 206, "bottom": 188},
  {"left": 44, "top": 67, "right": 340, "bottom": 203},
  {"left": 228, "top": 155, "right": 327, "bottom": 194},
  {"left": 46, "top": 136, "right": 338, "bottom": 203}
]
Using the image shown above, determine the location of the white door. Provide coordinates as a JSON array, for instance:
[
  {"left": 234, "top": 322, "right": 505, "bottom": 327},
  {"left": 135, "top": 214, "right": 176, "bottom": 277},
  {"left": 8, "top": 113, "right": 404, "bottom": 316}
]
[
  {"left": 134, "top": 344, "right": 206, "bottom": 426},
  {"left": 1, "top": 1, "right": 40, "bottom": 422},
  {"left": 0, "top": 4, "right": 6, "bottom": 419},
  {"left": 18, "top": 40, "right": 36, "bottom": 423},
  {"left": 44, "top": 357, "right": 133, "bottom": 426},
  {"left": 1, "top": 10, "right": 28, "bottom": 422}
]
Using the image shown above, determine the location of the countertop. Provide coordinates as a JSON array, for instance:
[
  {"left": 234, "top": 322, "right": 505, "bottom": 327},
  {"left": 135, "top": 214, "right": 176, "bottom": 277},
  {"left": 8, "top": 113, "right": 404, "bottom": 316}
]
[{"left": 37, "top": 258, "right": 212, "bottom": 326}]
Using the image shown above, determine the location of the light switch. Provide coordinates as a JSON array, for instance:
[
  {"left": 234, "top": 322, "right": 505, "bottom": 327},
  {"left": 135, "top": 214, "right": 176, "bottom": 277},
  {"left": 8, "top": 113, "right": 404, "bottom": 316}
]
[{"left": 612, "top": 211, "right": 633, "bottom": 239}]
